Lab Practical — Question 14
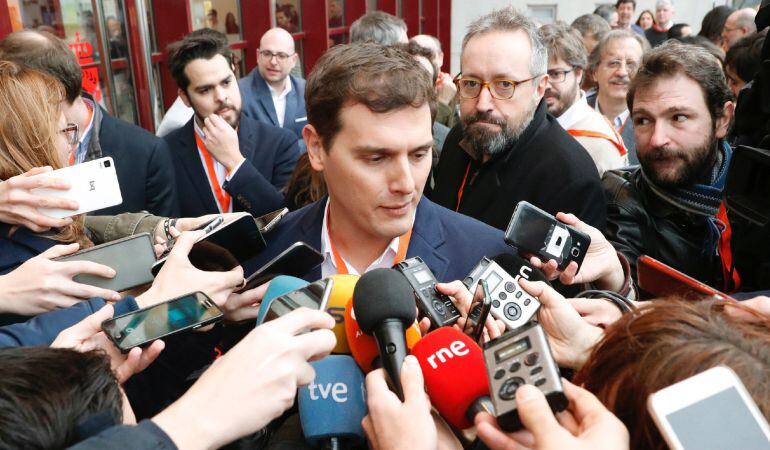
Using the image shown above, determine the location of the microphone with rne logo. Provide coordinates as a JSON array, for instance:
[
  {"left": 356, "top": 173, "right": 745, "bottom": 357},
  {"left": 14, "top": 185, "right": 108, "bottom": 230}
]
[
  {"left": 411, "top": 327, "right": 492, "bottom": 429},
  {"left": 345, "top": 296, "right": 422, "bottom": 373},
  {"left": 352, "top": 268, "right": 416, "bottom": 399},
  {"left": 298, "top": 355, "right": 367, "bottom": 449},
  {"left": 255, "top": 276, "right": 307, "bottom": 325},
  {"left": 325, "top": 274, "right": 359, "bottom": 354}
]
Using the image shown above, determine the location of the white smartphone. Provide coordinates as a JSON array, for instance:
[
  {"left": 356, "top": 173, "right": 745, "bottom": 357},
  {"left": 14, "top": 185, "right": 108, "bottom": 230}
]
[
  {"left": 30, "top": 157, "right": 123, "bottom": 218},
  {"left": 648, "top": 366, "right": 770, "bottom": 450}
]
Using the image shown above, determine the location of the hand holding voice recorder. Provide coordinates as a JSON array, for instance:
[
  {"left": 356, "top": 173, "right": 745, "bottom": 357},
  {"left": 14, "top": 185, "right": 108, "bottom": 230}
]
[{"left": 394, "top": 256, "right": 461, "bottom": 329}]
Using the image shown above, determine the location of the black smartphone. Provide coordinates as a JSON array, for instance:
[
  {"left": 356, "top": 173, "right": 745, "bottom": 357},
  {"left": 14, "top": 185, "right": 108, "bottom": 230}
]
[
  {"left": 161, "top": 215, "right": 224, "bottom": 257},
  {"left": 255, "top": 208, "right": 289, "bottom": 233},
  {"left": 504, "top": 201, "right": 591, "bottom": 271},
  {"left": 463, "top": 278, "right": 492, "bottom": 344},
  {"left": 101, "top": 291, "right": 223, "bottom": 352},
  {"left": 152, "top": 214, "right": 266, "bottom": 276},
  {"left": 238, "top": 241, "right": 324, "bottom": 293},
  {"left": 263, "top": 278, "right": 334, "bottom": 323}
]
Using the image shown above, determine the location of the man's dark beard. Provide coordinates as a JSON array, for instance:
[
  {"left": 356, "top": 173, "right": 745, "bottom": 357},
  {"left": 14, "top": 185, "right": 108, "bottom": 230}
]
[
  {"left": 461, "top": 100, "right": 537, "bottom": 160},
  {"left": 545, "top": 81, "right": 579, "bottom": 118},
  {"left": 640, "top": 128, "right": 718, "bottom": 189}
]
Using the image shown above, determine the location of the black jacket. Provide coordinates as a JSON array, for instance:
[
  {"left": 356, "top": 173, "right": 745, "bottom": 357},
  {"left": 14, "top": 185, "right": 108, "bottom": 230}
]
[
  {"left": 90, "top": 105, "right": 179, "bottom": 217},
  {"left": 164, "top": 115, "right": 299, "bottom": 218},
  {"left": 429, "top": 100, "right": 606, "bottom": 232},
  {"left": 603, "top": 168, "right": 726, "bottom": 290}
]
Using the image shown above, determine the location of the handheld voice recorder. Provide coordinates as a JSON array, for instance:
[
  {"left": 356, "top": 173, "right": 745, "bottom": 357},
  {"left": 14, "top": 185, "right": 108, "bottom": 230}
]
[
  {"left": 483, "top": 322, "right": 567, "bottom": 431},
  {"left": 463, "top": 257, "right": 540, "bottom": 330},
  {"left": 394, "top": 257, "right": 461, "bottom": 329}
]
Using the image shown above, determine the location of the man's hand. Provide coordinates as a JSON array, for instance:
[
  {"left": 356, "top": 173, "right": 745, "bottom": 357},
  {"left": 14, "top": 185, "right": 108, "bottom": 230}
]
[
  {"left": 567, "top": 297, "right": 629, "bottom": 328},
  {"left": 437, "top": 281, "right": 505, "bottom": 343},
  {"left": 137, "top": 231, "right": 244, "bottom": 309},
  {"left": 436, "top": 72, "right": 457, "bottom": 105},
  {"left": 223, "top": 281, "right": 268, "bottom": 322},
  {"left": 51, "top": 304, "right": 164, "bottom": 384},
  {"left": 152, "top": 308, "right": 336, "bottom": 450},
  {"left": 0, "top": 243, "right": 121, "bottom": 315},
  {"left": 725, "top": 295, "right": 770, "bottom": 322},
  {"left": 0, "top": 166, "right": 78, "bottom": 232},
  {"left": 529, "top": 213, "right": 624, "bottom": 291},
  {"left": 362, "top": 355, "right": 438, "bottom": 450},
  {"left": 202, "top": 114, "right": 244, "bottom": 172},
  {"left": 475, "top": 380, "right": 629, "bottom": 450},
  {"left": 520, "top": 279, "right": 603, "bottom": 370}
]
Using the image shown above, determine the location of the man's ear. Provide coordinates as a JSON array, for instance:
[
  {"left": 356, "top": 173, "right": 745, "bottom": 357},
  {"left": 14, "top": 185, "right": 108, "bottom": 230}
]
[
  {"left": 535, "top": 74, "right": 549, "bottom": 99},
  {"left": 179, "top": 88, "right": 191, "bottom": 108},
  {"left": 715, "top": 101, "right": 735, "bottom": 139},
  {"left": 303, "top": 124, "right": 325, "bottom": 171},
  {"left": 574, "top": 67, "right": 584, "bottom": 86}
]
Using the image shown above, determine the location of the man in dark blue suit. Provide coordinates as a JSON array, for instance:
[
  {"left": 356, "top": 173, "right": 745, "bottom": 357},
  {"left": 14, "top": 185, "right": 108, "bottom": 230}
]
[
  {"left": 243, "top": 43, "right": 514, "bottom": 284},
  {"left": 0, "top": 30, "right": 179, "bottom": 217},
  {"left": 239, "top": 28, "right": 307, "bottom": 140},
  {"left": 164, "top": 30, "right": 299, "bottom": 218}
]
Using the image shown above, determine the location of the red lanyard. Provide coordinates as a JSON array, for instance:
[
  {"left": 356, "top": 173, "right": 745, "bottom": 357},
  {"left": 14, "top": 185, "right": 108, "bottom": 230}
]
[
  {"left": 456, "top": 163, "right": 472, "bottom": 211},
  {"left": 716, "top": 202, "right": 740, "bottom": 292},
  {"left": 326, "top": 203, "right": 412, "bottom": 275},
  {"left": 195, "top": 133, "right": 231, "bottom": 213},
  {"left": 567, "top": 128, "right": 628, "bottom": 156},
  {"left": 68, "top": 104, "right": 93, "bottom": 166}
]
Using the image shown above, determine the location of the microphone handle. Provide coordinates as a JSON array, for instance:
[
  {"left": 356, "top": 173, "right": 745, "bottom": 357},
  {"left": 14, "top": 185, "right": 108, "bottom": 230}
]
[
  {"left": 325, "top": 437, "right": 340, "bottom": 450},
  {"left": 373, "top": 319, "right": 408, "bottom": 401}
]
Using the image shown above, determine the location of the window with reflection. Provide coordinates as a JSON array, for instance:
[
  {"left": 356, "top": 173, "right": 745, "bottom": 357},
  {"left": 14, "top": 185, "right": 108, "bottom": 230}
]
[
  {"left": 275, "top": 0, "right": 301, "bottom": 33},
  {"left": 189, "top": 0, "right": 242, "bottom": 42}
]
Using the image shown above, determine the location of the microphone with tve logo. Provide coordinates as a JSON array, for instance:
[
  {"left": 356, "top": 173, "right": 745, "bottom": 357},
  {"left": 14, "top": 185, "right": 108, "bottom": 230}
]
[
  {"left": 298, "top": 355, "right": 367, "bottom": 449},
  {"left": 352, "top": 268, "right": 417, "bottom": 400},
  {"left": 325, "top": 274, "right": 359, "bottom": 354},
  {"left": 255, "top": 276, "right": 308, "bottom": 325},
  {"left": 411, "top": 327, "right": 491, "bottom": 429}
]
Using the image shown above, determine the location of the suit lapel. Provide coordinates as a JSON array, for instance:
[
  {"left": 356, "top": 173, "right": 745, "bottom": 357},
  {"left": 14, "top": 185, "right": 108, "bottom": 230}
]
[
  {"left": 297, "top": 200, "right": 325, "bottom": 280},
  {"left": 175, "top": 120, "right": 219, "bottom": 213},
  {"left": 284, "top": 89, "right": 298, "bottom": 130},
  {"left": 255, "top": 74, "right": 280, "bottom": 126},
  {"left": 407, "top": 199, "right": 450, "bottom": 280}
]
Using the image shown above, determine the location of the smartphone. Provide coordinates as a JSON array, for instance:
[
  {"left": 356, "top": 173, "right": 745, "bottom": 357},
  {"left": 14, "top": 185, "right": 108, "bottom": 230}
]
[
  {"left": 255, "top": 208, "right": 289, "bottom": 233},
  {"left": 54, "top": 233, "right": 155, "bottom": 292},
  {"left": 462, "top": 278, "right": 492, "bottom": 343},
  {"left": 238, "top": 242, "right": 324, "bottom": 293},
  {"left": 648, "top": 366, "right": 770, "bottom": 450},
  {"left": 161, "top": 215, "right": 224, "bottom": 258},
  {"left": 101, "top": 291, "right": 223, "bottom": 352},
  {"left": 151, "top": 213, "right": 265, "bottom": 276},
  {"left": 263, "top": 278, "right": 334, "bottom": 323},
  {"left": 636, "top": 255, "right": 735, "bottom": 302},
  {"left": 30, "top": 157, "right": 123, "bottom": 218},
  {"left": 504, "top": 201, "right": 591, "bottom": 271}
]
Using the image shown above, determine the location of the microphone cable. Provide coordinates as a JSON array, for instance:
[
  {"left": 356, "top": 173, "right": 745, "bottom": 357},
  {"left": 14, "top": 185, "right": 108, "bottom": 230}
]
[{"left": 576, "top": 289, "right": 637, "bottom": 314}]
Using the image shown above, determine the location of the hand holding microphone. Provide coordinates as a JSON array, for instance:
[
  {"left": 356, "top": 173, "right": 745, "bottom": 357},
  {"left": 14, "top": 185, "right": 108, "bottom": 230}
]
[{"left": 362, "top": 355, "right": 438, "bottom": 450}]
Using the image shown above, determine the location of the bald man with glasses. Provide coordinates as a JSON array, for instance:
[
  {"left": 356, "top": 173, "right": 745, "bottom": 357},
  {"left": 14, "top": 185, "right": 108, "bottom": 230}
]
[
  {"left": 240, "top": 27, "right": 307, "bottom": 141},
  {"left": 430, "top": 7, "right": 606, "bottom": 232}
]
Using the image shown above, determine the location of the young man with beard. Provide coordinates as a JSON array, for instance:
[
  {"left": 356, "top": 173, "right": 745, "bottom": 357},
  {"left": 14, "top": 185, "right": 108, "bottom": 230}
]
[
  {"left": 603, "top": 41, "right": 739, "bottom": 291},
  {"left": 164, "top": 31, "right": 299, "bottom": 217},
  {"left": 587, "top": 29, "right": 647, "bottom": 164},
  {"left": 430, "top": 7, "right": 606, "bottom": 231},
  {"left": 541, "top": 23, "right": 629, "bottom": 176}
]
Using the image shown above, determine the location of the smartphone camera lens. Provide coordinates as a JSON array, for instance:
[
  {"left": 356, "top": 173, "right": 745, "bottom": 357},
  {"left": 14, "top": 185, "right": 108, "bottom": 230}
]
[
  {"left": 571, "top": 247, "right": 580, "bottom": 257},
  {"left": 104, "top": 160, "right": 111, "bottom": 168}
]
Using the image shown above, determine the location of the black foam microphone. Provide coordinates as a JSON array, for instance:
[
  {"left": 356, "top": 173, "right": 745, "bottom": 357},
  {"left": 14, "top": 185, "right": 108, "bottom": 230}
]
[
  {"left": 352, "top": 268, "right": 417, "bottom": 400},
  {"left": 492, "top": 253, "right": 551, "bottom": 285}
]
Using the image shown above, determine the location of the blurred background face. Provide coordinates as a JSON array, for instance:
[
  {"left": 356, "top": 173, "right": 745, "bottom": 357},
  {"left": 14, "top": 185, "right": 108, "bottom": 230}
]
[
  {"left": 724, "top": 64, "right": 745, "bottom": 97},
  {"left": 594, "top": 37, "right": 643, "bottom": 102},
  {"left": 608, "top": 11, "right": 619, "bottom": 28},
  {"left": 656, "top": 3, "right": 673, "bottom": 25},
  {"left": 545, "top": 56, "right": 581, "bottom": 117},
  {"left": 617, "top": 2, "right": 635, "bottom": 28},
  {"left": 638, "top": 12, "right": 654, "bottom": 30},
  {"left": 257, "top": 29, "right": 298, "bottom": 87}
]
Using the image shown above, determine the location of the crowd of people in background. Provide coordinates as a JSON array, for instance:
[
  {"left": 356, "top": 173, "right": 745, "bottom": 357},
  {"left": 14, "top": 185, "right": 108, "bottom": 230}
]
[{"left": 1, "top": 1, "right": 770, "bottom": 449}]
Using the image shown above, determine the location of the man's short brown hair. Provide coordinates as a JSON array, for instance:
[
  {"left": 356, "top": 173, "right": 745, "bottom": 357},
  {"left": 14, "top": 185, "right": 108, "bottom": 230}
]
[
  {"left": 0, "top": 30, "right": 82, "bottom": 103},
  {"left": 541, "top": 22, "right": 588, "bottom": 69},
  {"left": 627, "top": 41, "right": 734, "bottom": 122},
  {"left": 306, "top": 43, "right": 436, "bottom": 150}
]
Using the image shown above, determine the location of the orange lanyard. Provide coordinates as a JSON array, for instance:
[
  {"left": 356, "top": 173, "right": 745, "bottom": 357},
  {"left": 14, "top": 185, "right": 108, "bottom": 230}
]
[
  {"left": 567, "top": 128, "right": 628, "bottom": 156},
  {"left": 326, "top": 203, "right": 412, "bottom": 275},
  {"left": 716, "top": 202, "right": 740, "bottom": 292},
  {"left": 195, "top": 133, "right": 231, "bottom": 213},
  {"left": 456, "top": 163, "right": 473, "bottom": 211},
  {"left": 68, "top": 104, "right": 93, "bottom": 166},
  {"left": 618, "top": 115, "right": 630, "bottom": 134}
]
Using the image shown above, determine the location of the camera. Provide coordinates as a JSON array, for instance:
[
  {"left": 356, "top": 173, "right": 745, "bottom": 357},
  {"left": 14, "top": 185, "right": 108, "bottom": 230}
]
[
  {"left": 463, "top": 257, "right": 540, "bottom": 330},
  {"left": 483, "top": 322, "right": 567, "bottom": 431},
  {"left": 394, "top": 257, "right": 461, "bottom": 329},
  {"left": 103, "top": 159, "right": 111, "bottom": 168}
]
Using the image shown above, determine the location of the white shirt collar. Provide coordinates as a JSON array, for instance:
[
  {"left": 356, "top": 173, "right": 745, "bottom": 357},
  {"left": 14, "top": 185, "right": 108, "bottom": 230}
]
[
  {"left": 556, "top": 91, "right": 590, "bottom": 130},
  {"left": 79, "top": 97, "right": 96, "bottom": 144},
  {"left": 595, "top": 97, "right": 630, "bottom": 130},
  {"left": 320, "top": 198, "right": 402, "bottom": 277},
  {"left": 267, "top": 78, "right": 292, "bottom": 100}
]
